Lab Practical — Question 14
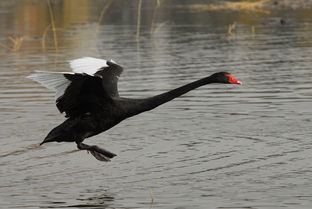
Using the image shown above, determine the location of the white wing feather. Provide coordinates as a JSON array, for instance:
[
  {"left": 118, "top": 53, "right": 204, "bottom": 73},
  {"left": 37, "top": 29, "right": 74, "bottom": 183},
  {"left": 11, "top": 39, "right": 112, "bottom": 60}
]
[
  {"left": 69, "top": 57, "right": 109, "bottom": 75},
  {"left": 27, "top": 72, "right": 73, "bottom": 99},
  {"left": 28, "top": 57, "right": 114, "bottom": 99}
]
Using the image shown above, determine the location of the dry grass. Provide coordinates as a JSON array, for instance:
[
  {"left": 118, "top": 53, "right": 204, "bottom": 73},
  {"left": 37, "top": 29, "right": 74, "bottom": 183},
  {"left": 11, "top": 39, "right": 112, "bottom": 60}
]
[
  {"left": 251, "top": 25, "right": 256, "bottom": 35},
  {"left": 196, "top": 0, "right": 271, "bottom": 14},
  {"left": 227, "top": 22, "right": 236, "bottom": 36},
  {"left": 0, "top": 36, "right": 24, "bottom": 52}
]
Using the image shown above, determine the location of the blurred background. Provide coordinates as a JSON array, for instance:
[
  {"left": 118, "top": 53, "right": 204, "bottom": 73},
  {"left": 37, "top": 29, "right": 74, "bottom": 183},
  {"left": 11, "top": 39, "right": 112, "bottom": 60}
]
[
  {"left": 1, "top": 0, "right": 312, "bottom": 54},
  {"left": 1, "top": 1, "right": 312, "bottom": 209}
]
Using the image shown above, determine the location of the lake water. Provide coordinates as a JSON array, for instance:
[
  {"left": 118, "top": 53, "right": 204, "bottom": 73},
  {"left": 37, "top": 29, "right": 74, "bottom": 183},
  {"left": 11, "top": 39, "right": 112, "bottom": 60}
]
[{"left": 1, "top": 1, "right": 312, "bottom": 209}]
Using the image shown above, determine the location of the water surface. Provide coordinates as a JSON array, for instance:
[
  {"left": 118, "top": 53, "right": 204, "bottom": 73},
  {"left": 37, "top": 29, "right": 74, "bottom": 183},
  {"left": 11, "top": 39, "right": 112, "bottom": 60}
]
[{"left": 1, "top": 1, "right": 312, "bottom": 209}]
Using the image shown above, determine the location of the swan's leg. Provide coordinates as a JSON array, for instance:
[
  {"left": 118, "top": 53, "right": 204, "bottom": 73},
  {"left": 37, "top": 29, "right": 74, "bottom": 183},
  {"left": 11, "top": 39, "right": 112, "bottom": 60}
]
[{"left": 76, "top": 142, "right": 117, "bottom": 162}]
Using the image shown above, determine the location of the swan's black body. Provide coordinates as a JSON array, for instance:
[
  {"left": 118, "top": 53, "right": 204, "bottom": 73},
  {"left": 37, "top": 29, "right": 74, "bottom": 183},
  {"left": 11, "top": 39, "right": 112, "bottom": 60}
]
[{"left": 34, "top": 59, "right": 242, "bottom": 161}]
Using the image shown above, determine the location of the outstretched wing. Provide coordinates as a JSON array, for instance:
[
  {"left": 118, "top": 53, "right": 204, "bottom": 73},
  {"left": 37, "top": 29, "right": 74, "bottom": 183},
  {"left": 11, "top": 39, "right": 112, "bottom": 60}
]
[
  {"left": 28, "top": 57, "right": 123, "bottom": 117},
  {"left": 27, "top": 71, "right": 74, "bottom": 100}
]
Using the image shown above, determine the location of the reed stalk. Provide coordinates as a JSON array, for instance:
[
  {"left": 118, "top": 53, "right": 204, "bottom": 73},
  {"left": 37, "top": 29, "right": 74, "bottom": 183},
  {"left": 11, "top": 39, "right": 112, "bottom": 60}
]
[
  {"left": 150, "top": 0, "right": 159, "bottom": 35},
  {"left": 96, "top": 0, "right": 113, "bottom": 37},
  {"left": 42, "top": 24, "right": 51, "bottom": 52},
  {"left": 149, "top": 188, "right": 154, "bottom": 204},
  {"left": 47, "top": 0, "right": 58, "bottom": 50},
  {"left": 251, "top": 25, "right": 256, "bottom": 35},
  {"left": 136, "top": 0, "right": 142, "bottom": 41}
]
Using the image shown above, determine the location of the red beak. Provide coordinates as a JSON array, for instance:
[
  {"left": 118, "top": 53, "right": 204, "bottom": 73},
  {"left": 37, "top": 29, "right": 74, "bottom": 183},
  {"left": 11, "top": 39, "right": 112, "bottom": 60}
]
[{"left": 228, "top": 75, "right": 243, "bottom": 85}]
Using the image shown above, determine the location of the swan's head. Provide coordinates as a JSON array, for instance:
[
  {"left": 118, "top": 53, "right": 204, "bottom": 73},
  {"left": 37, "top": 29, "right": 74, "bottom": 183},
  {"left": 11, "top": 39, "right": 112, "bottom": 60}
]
[{"left": 211, "top": 72, "right": 243, "bottom": 85}]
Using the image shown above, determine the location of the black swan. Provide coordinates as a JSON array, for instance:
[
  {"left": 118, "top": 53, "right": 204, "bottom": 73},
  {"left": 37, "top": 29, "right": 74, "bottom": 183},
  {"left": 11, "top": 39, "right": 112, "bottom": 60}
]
[{"left": 28, "top": 57, "right": 242, "bottom": 161}]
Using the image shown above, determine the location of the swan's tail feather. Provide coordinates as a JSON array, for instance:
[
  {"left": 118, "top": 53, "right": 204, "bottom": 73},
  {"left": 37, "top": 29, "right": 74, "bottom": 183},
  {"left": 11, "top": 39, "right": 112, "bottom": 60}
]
[
  {"left": 40, "top": 140, "right": 47, "bottom": 146},
  {"left": 40, "top": 135, "right": 60, "bottom": 145},
  {"left": 40, "top": 122, "right": 72, "bottom": 145}
]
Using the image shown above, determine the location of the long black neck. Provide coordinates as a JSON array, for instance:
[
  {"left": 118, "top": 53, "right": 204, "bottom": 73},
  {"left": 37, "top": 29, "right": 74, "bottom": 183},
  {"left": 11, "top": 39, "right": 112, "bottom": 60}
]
[{"left": 123, "top": 75, "right": 217, "bottom": 117}]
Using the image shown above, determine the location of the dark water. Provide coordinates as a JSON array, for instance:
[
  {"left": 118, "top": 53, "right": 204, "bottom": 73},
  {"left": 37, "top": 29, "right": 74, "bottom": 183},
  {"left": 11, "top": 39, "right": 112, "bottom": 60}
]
[{"left": 1, "top": 1, "right": 312, "bottom": 209}]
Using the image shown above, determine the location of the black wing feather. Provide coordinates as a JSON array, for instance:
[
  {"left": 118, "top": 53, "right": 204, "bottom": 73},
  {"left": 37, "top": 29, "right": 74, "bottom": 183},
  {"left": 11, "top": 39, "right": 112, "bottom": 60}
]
[
  {"left": 56, "top": 61, "right": 123, "bottom": 118},
  {"left": 95, "top": 61, "right": 123, "bottom": 97}
]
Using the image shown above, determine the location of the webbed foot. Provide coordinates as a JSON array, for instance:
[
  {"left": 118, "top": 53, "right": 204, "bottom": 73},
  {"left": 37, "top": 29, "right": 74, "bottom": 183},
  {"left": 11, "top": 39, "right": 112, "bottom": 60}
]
[{"left": 76, "top": 142, "right": 117, "bottom": 162}]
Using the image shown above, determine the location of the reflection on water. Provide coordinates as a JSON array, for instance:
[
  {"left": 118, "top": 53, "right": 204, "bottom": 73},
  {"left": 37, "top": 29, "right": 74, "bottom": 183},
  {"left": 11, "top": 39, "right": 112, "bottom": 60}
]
[{"left": 1, "top": 1, "right": 312, "bottom": 209}]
